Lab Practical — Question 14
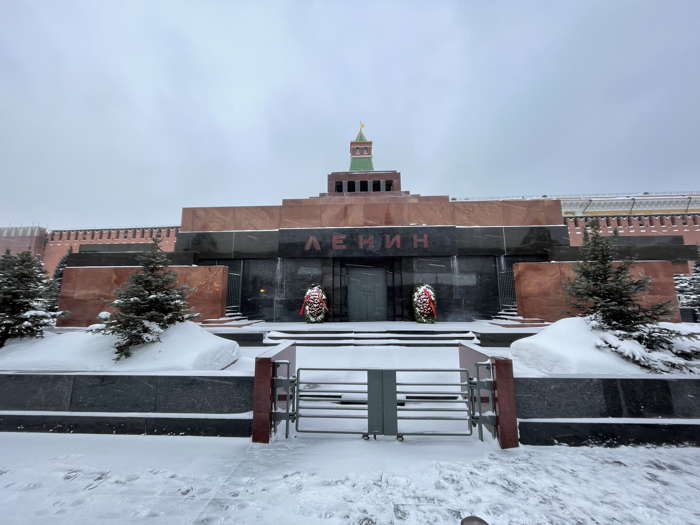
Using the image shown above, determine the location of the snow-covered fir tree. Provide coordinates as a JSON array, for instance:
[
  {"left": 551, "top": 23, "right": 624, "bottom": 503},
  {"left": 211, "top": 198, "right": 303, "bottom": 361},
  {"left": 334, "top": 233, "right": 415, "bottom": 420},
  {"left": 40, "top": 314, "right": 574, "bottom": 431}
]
[
  {"left": 45, "top": 247, "right": 72, "bottom": 312},
  {"left": 0, "top": 250, "right": 60, "bottom": 348},
  {"left": 568, "top": 221, "right": 699, "bottom": 371},
  {"left": 675, "top": 259, "right": 700, "bottom": 318},
  {"left": 568, "top": 220, "right": 670, "bottom": 331},
  {"left": 93, "top": 239, "right": 196, "bottom": 359}
]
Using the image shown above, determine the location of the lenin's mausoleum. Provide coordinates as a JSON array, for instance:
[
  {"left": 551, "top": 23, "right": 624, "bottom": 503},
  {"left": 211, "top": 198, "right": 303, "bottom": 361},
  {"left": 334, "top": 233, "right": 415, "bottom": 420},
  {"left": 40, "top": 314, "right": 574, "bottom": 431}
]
[{"left": 2, "top": 129, "right": 698, "bottom": 326}]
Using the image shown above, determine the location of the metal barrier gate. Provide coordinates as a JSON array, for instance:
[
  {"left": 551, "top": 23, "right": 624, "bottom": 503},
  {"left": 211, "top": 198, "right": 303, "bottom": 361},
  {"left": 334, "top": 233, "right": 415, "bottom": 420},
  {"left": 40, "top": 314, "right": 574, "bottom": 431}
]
[{"left": 273, "top": 365, "right": 495, "bottom": 440}]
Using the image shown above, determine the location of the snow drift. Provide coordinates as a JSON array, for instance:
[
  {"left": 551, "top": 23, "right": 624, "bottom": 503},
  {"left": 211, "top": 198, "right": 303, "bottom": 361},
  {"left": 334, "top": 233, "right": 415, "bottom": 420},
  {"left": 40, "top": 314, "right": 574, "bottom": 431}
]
[
  {"left": 0, "top": 321, "right": 240, "bottom": 371},
  {"left": 511, "top": 317, "right": 653, "bottom": 375}
]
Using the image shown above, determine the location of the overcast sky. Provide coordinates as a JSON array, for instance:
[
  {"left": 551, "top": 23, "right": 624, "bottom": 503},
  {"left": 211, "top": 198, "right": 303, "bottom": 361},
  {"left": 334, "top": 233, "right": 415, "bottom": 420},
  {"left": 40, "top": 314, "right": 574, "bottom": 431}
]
[{"left": 1, "top": 0, "right": 698, "bottom": 229}]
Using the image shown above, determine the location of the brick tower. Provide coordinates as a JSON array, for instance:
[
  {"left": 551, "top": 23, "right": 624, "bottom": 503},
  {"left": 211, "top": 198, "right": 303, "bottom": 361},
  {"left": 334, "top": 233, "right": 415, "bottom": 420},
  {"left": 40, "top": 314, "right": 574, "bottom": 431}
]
[
  {"left": 349, "top": 124, "right": 374, "bottom": 171},
  {"left": 327, "top": 125, "right": 401, "bottom": 194}
]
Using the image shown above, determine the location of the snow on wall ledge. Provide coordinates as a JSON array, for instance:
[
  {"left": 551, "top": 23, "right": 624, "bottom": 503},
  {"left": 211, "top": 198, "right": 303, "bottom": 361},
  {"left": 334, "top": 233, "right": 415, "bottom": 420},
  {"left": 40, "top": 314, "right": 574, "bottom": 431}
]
[{"left": 57, "top": 266, "right": 228, "bottom": 326}]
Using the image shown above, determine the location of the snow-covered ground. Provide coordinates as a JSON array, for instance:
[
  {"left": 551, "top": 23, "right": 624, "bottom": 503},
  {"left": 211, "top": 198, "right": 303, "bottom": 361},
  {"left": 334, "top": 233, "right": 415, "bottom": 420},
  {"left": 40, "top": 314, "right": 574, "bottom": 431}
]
[
  {"left": 0, "top": 322, "right": 240, "bottom": 371},
  {"left": 1, "top": 432, "right": 699, "bottom": 525}
]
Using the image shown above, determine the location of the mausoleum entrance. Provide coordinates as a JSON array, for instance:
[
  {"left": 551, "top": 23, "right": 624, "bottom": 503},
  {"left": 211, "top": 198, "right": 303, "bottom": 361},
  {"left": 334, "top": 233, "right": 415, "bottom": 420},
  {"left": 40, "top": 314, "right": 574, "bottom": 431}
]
[{"left": 346, "top": 265, "right": 388, "bottom": 321}]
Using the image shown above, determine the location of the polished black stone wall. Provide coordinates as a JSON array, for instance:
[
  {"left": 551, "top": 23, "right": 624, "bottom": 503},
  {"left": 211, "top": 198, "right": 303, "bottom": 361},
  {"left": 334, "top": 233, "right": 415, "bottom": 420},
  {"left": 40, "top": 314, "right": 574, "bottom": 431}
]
[
  {"left": 516, "top": 377, "right": 700, "bottom": 446},
  {"left": 185, "top": 225, "right": 568, "bottom": 322},
  {"left": 218, "top": 254, "right": 502, "bottom": 322},
  {"left": 515, "top": 377, "right": 700, "bottom": 419},
  {"left": 176, "top": 225, "right": 570, "bottom": 259},
  {"left": 66, "top": 251, "right": 196, "bottom": 267},
  {"left": 240, "top": 259, "right": 277, "bottom": 321},
  {"left": 0, "top": 373, "right": 253, "bottom": 413},
  {"left": 551, "top": 243, "right": 697, "bottom": 262}
]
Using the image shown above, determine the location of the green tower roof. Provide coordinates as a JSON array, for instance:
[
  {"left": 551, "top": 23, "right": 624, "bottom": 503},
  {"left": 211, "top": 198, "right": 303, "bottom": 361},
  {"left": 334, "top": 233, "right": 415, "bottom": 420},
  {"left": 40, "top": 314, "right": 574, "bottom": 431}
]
[
  {"left": 350, "top": 124, "right": 374, "bottom": 171},
  {"left": 350, "top": 156, "right": 374, "bottom": 171}
]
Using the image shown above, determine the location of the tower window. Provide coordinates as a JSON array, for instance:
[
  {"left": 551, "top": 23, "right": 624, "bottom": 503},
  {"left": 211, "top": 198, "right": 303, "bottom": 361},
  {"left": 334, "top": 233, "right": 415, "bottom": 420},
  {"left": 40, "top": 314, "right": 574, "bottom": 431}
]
[
  {"left": 373, "top": 180, "right": 381, "bottom": 191},
  {"left": 335, "top": 181, "right": 343, "bottom": 192},
  {"left": 360, "top": 180, "right": 368, "bottom": 192},
  {"left": 385, "top": 180, "right": 393, "bottom": 191},
  {"left": 347, "top": 180, "right": 356, "bottom": 192}
]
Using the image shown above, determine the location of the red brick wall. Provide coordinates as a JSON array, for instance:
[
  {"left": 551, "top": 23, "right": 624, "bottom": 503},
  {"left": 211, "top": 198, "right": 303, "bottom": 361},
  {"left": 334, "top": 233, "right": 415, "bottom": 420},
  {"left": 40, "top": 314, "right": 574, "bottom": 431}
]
[
  {"left": 0, "top": 227, "right": 47, "bottom": 258},
  {"left": 57, "top": 265, "right": 227, "bottom": 326},
  {"left": 44, "top": 227, "right": 178, "bottom": 276},
  {"left": 566, "top": 215, "right": 700, "bottom": 246},
  {"left": 513, "top": 261, "right": 681, "bottom": 322}
]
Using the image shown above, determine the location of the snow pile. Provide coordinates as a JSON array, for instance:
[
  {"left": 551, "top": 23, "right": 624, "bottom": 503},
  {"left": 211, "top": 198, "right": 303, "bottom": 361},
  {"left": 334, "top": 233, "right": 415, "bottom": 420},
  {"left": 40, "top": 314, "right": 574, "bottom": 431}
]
[
  {"left": 512, "top": 317, "right": 700, "bottom": 375},
  {"left": 511, "top": 317, "right": 646, "bottom": 375},
  {"left": 0, "top": 321, "right": 239, "bottom": 371}
]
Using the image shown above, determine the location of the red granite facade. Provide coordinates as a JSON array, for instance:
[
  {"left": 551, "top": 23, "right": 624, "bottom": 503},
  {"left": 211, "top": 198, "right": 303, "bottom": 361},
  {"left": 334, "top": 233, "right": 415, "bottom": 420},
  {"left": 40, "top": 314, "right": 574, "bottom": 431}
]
[
  {"left": 181, "top": 197, "right": 564, "bottom": 232},
  {"left": 57, "top": 265, "right": 227, "bottom": 327},
  {"left": 513, "top": 261, "right": 681, "bottom": 322}
]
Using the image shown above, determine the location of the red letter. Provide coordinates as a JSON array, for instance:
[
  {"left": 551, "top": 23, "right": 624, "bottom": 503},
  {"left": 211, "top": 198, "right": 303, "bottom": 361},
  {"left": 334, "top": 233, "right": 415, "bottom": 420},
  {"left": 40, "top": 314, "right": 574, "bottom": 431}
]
[
  {"left": 304, "top": 235, "right": 321, "bottom": 251},
  {"left": 412, "top": 233, "right": 429, "bottom": 249},
  {"left": 358, "top": 235, "right": 375, "bottom": 249},
  {"left": 331, "top": 234, "right": 347, "bottom": 250},
  {"left": 384, "top": 234, "right": 401, "bottom": 249}
]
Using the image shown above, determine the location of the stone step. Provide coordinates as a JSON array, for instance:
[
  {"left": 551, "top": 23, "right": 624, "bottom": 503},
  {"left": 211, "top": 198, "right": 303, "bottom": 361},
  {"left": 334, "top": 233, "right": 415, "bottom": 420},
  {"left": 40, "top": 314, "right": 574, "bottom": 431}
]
[
  {"left": 266, "top": 332, "right": 476, "bottom": 341},
  {"left": 263, "top": 329, "right": 478, "bottom": 335},
  {"left": 263, "top": 331, "right": 477, "bottom": 347},
  {"left": 263, "top": 339, "right": 474, "bottom": 347},
  {"left": 493, "top": 315, "right": 544, "bottom": 323},
  {"left": 201, "top": 316, "right": 247, "bottom": 324},
  {"left": 0, "top": 410, "right": 252, "bottom": 437}
]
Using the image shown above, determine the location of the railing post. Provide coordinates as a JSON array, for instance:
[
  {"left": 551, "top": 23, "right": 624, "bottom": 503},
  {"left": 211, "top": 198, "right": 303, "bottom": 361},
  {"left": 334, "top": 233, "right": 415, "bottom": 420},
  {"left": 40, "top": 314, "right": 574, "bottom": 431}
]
[
  {"left": 251, "top": 342, "right": 297, "bottom": 444},
  {"left": 252, "top": 356, "right": 274, "bottom": 443},
  {"left": 491, "top": 357, "right": 519, "bottom": 449}
]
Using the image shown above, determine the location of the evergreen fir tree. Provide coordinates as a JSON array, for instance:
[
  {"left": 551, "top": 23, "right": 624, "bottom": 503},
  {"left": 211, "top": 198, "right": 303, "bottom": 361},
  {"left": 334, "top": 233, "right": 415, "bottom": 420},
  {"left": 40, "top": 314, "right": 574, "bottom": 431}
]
[
  {"left": 567, "top": 220, "right": 670, "bottom": 331},
  {"left": 0, "top": 250, "right": 59, "bottom": 348},
  {"left": 45, "top": 247, "right": 72, "bottom": 312},
  {"left": 94, "top": 239, "right": 196, "bottom": 359}
]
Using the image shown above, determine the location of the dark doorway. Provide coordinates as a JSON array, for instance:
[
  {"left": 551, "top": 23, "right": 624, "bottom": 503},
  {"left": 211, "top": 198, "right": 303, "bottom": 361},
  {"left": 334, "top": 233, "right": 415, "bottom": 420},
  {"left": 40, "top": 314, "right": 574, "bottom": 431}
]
[{"left": 347, "top": 266, "right": 388, "bottom": 321}]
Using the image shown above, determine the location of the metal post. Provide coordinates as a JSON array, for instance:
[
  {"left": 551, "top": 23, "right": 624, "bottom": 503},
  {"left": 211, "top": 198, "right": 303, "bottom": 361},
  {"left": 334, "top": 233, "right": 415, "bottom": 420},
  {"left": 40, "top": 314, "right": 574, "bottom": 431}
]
[
  {"left": 382, "top": 370, "right": 398, "bottom": 437},
  {"left": 367, "top": 369, "right": 383, "bottom": 436}
]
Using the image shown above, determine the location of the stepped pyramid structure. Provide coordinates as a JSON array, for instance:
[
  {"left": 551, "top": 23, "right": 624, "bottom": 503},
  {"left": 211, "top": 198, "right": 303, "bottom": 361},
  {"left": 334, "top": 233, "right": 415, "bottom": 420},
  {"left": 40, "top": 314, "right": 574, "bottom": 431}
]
[{"left": 1, "top": 126, "right": 695, "bottom": 325}]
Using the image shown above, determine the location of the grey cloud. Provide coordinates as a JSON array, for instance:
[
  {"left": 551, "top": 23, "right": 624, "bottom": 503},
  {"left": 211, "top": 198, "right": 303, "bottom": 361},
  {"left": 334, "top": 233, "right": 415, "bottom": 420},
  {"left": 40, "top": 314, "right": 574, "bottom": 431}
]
[{"left": 0, "top": 0, "right": 698, "bottom": 228}]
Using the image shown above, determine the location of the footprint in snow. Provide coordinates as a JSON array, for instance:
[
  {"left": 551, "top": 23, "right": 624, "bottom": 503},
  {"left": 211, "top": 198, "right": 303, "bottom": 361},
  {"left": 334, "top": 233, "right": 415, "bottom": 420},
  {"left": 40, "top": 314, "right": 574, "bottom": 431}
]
[{"left": 84, "top": 471, "right": 110, "bottom": 490}]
